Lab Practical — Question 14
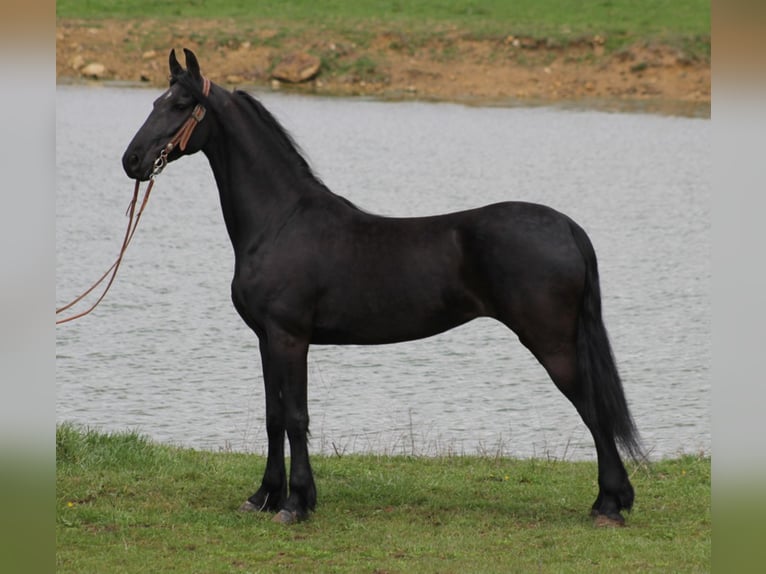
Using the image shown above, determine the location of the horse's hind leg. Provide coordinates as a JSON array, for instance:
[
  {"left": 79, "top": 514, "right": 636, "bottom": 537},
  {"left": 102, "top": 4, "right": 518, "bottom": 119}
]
[
  {"left": 500, "top": 289, "right": 633, "bottom": 524},
  {"left": 533, "top": 342, "right": 633, "bottom": 526}
]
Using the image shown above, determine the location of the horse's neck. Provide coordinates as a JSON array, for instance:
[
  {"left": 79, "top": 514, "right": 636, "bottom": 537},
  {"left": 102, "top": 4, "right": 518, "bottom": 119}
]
[{"left": 202, "top": 131, "right": 310, "bottom": 254}]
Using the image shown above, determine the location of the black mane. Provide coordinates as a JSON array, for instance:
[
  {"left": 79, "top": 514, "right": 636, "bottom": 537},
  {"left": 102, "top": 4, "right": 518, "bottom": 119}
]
[
  {"left": 233, "top": 89, "right": 361, "bottom": 209},
  {"left": 174, "top": 69, "right": 359, "bottom": 209},
  {"left": 234, "top": 90, "right": 318, "bottom": 181},
  {"left": 173, "top": 74, "right": 315, "bottom": 182}
]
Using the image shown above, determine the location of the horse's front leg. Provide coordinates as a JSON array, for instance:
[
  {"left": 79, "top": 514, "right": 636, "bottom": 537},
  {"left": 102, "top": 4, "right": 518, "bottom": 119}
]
[
  {"left": 268, "top": 331, "right": 316, "bottom": 524},
  {"left": 240, "top": 339, "right": 287, "bottom": 513}
]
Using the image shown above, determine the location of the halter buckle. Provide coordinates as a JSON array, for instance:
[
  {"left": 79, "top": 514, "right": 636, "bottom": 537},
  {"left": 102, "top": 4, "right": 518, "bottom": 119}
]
[{"left": 191, "top": 104, "right": 206, "bottom": 122}]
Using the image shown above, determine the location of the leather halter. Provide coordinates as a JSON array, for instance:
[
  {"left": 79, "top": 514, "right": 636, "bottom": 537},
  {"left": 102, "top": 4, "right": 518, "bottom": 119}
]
[
  {"left": 167, "top": 76, "right": 212, "bottom": 152},
  {"left": 152, "top": 76, "right": 211, "bottom": 178}
]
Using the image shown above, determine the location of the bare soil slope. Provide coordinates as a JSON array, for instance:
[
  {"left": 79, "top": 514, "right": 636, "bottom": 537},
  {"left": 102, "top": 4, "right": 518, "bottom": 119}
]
[{"left": 57, "top": 19, "right": 710, "bottom": 114}]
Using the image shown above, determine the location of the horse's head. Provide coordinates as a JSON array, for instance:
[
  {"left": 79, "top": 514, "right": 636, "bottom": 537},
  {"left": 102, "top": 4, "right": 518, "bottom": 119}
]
[{"left": 122, "top": 48, "right": 213, "bottom": 181}]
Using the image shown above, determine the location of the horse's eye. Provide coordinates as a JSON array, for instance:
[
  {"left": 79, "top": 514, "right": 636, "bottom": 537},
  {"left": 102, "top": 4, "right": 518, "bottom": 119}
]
[{"left": 173, "top": 100, "right": 191, "bottom": 111}]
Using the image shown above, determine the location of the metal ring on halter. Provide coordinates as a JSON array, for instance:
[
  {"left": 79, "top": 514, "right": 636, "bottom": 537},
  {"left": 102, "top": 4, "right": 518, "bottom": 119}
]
[{"left": 151, "top": 149, "right": 168, "bottom": 179}]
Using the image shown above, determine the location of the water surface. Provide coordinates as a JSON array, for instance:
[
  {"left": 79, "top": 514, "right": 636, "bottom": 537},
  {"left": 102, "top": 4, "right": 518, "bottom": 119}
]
[{"left": 56, "top": 86, "right": 710, "bottom": 459}]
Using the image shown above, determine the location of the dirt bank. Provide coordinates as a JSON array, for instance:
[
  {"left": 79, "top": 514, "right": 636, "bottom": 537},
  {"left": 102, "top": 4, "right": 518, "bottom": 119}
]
[{"left": 57, "top": 19, "right": 710, "bottom": 116}]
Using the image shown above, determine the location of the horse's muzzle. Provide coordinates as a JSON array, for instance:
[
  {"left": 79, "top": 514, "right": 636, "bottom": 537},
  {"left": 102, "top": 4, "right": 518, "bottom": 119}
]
[{"left": 121, "top": 146, "right": 157, "bottom": 182}]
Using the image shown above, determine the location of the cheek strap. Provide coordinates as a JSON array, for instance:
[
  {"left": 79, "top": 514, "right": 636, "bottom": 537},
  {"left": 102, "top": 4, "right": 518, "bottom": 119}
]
[{"left": 166, "top": 75, "right": 212, "bottom": 153}]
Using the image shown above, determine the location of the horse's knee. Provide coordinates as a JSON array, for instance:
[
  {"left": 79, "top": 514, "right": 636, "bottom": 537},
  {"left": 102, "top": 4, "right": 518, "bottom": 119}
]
[{"left": 284, "top": 408, "right": 310, "bottom": 438}]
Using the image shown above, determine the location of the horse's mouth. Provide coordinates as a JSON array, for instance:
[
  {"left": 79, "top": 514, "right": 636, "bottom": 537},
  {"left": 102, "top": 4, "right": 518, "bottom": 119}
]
[{"left": 122, "top": 143, "right": 170, "bottom": 182}]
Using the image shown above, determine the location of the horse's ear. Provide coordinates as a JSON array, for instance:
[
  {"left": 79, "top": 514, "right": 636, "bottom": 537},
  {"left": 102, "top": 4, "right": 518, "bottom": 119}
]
[
  {"left": 169, "top": 49, "right": 183, "bottom": 79},
  {"left": 183, "top": 48, "right": 202, "bottom": 81}
]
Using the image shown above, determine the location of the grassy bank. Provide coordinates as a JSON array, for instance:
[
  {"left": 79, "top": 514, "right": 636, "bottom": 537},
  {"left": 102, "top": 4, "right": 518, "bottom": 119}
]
[
  {"left": 56, "top": 0, "right": 710, "bottom": 44},
  {"left": 56, "top": 424, "right": 710, "bottom": 572}
]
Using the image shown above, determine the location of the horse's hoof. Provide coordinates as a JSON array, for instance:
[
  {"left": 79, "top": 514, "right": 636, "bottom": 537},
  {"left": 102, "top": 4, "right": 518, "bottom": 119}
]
[
  {"left": 272, "top": 509, "right": 300, "bottom": 525},
  {"left": 238, "top": 500, "right": 259, "bottom": 513},
  {"left": 592, "top": 511, "right": 626, "bottom": 528}
]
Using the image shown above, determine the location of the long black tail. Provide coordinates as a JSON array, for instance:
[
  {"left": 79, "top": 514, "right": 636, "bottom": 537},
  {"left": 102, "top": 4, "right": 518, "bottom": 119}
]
[{"left": 569, "top": 221, "right": 643, "bottom": 461}]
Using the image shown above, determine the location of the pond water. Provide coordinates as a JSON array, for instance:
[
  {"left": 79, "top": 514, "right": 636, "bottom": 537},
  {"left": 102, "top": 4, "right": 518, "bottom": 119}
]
[{"left": 56, "top": 86, "right": 710, "bottom": 460}]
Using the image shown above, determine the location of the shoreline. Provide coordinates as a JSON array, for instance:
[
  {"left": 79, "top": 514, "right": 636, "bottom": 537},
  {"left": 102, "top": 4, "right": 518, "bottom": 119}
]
[
  {"left": 57, "top": 18, "right": 710, "bottom": 117},
  {"left": 57, "top": 76, "right": 710, "bottom": 119}
]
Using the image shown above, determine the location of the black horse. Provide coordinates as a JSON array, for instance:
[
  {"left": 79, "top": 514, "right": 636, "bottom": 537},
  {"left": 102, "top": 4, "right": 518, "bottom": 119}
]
[{"left": 123, "top": 49, "right": 642, "bottom": 526}]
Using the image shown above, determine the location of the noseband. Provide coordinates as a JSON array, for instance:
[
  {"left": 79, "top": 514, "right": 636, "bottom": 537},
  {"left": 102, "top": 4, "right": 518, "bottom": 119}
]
[{"left": 152, "top": 75, "right": 211, "bottom": 178}]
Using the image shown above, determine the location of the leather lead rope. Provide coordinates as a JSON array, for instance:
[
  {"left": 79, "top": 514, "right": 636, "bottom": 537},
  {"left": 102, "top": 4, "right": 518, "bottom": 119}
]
[
  {"left": 56, "top": 76, "right": 210, "bottom": 325},
  {"left": 56, "top": 179, "right": 153, "bottom": 324}
]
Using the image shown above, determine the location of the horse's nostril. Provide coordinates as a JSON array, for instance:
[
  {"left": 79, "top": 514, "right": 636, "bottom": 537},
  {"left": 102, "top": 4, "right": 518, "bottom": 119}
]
[{"left": 123, "top": 152, "right": 142, "bottom": 176}]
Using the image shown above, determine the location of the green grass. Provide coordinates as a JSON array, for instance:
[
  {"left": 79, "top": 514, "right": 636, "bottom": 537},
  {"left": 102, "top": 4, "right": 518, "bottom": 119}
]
[
  {"left": 56, "top": 0, "right": 709, "bottom": 47},
  {"left": 57, "top": 424, "right": 710, "bottom": 572}
]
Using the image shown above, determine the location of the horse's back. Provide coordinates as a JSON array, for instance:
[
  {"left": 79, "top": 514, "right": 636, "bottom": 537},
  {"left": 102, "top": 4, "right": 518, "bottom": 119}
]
[{"left": 307, "top": 200, "right": 586, "bottom": 345}]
